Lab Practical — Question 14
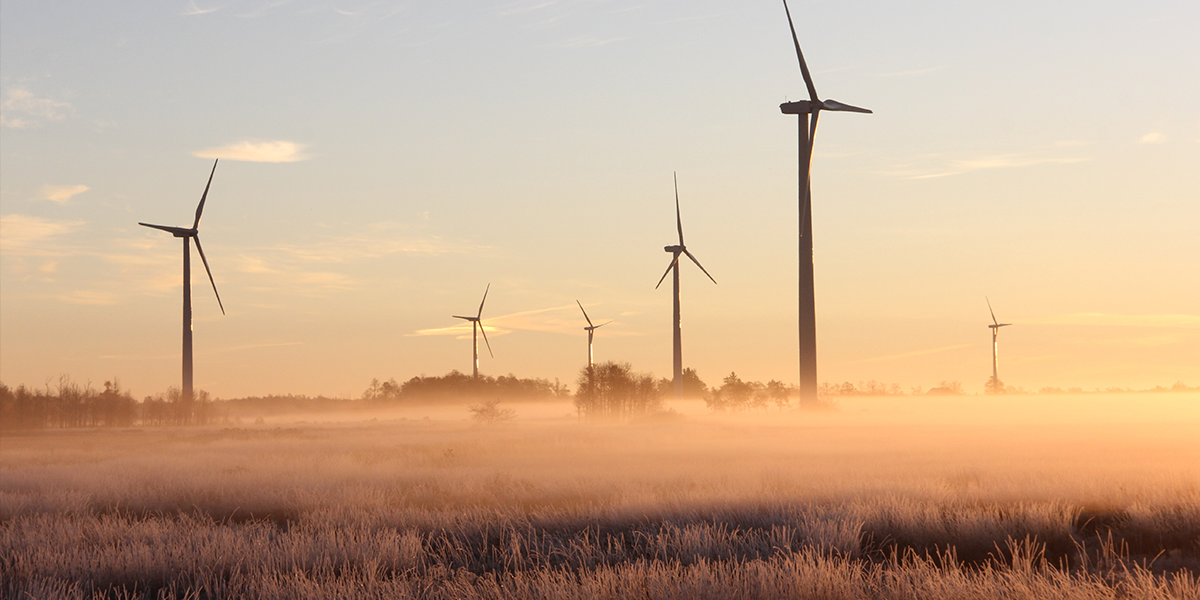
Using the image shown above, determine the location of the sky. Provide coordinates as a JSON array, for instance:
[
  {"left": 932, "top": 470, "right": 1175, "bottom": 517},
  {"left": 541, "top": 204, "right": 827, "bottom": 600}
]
[{"left": 2, "top": 0, "right": 1198, "bottom": 399}]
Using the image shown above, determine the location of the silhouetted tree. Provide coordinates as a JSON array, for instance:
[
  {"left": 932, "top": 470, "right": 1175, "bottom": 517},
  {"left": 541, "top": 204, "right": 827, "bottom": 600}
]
[
  {"left": 984, "top": 376, "right": 1006, "bottom": 394},
  {"left": 370, "top": 371, "right": 562, "bottom": 404},
  {"left": 469, "top": 399, "right": 516, "bottom": 425},
  {"left": 656, "top": 368, "right": 709, "bottom": 399},
  {"left": 576, "top": 362, "right": 662, "bottom": 421},
  {"left": 765, "top": 380, "right": 791, "bottom": 411}
]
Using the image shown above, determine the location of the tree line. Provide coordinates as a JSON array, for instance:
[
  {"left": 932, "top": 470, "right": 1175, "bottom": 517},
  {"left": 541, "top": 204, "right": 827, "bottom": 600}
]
[
  {"left": 0, "top": 378, "right": 215, "bottom": 431},
  {"left": 361, "top": 371, "right": 571, "bottom": 404}
]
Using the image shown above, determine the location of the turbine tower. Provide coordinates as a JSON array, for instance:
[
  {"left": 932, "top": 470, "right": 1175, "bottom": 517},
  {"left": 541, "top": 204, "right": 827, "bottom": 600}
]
[
  {"left": 138, "top": 159, "right": 226, "bottom": 404},
  {"left": 577, "top": 300, "right": 611, "bottom": 369},
  {"left": 655, "top": 173, "right": 717, "bottom": 399},
  {"left": 779, "top": 0, "right": 871, "bottom": 407},
  {"left": 452, "top": 284, "right": 493, "bottom": 378},
  {"left": 987, "top": 297, "right": 1012, "bottom": 389}
]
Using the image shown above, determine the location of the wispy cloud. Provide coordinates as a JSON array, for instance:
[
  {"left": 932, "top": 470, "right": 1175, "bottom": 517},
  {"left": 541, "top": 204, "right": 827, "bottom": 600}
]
[
  {"left": 882, "top": 148, "right": 1088, "bottom": 180},
  {"left": 1029, "top": 313, "right": 1200, "bottom": 329},
  {"left": 183, "top": 0, "right": 224, "bottom": 16},
  {"left": 953, "top": 154, "right": 1086, "bottom": 171},
  {"left": 224, "top": 223, "right": 477, "bottom": 294},
  {"left": 871, "top": 66, "right": 945, "bottom": 77},
  {"left": 1139, "top": 131, "right": 1166, "bottom": 144},
  {"left": 550, "top": 36, "right": 624, "bottom": 48},
  {"left": 0, "top": 214, "right": 84, "bottom": 256},
  {"left": 57, "top": 290, "right": 120, "bottom": 305},
  {"left": 498, "top": 0, "right": 558, "bottom": 16},
  {"left": 1, "top": 87, "right": 73, "bottom": 129},
  {"left": 193, "top": 140, "right": 310, "bottom": 163},
  {"left": 411, "top": 304, "right": 620, "bottom": 338},
  {"left": 39, "top": 184, "right": 90, "bottom": 204},
  {"left": 854, "top": 344, "right": 970, "bottom": 363}
]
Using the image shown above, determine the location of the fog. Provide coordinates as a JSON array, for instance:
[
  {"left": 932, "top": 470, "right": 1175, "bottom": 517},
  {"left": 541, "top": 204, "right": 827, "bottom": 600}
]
[{"left": 4, "top": 391, "right": 1197, "bottom": 598}]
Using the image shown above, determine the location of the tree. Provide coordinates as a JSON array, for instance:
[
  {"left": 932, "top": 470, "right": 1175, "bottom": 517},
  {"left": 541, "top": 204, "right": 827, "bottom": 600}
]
[
  {"left": 765, "top": 380, "right": 791, "bottom": 411},
  {"left": 469, "top": 399, "right": 516, "bottom": 425},
  {"left": 576, "top": 362, "right": 662, "bottom": 421},
  {"left": 984, "top": 376, "right": 1006, "bottom": 394}
]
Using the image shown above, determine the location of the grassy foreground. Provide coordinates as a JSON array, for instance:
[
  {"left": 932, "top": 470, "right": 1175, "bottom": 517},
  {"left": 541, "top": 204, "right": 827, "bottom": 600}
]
[{"left": 2, "top": 395, "right": 1198, "bottom": 599}]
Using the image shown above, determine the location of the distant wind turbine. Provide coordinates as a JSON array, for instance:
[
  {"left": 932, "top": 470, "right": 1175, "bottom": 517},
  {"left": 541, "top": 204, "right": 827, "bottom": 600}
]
[
  {"left": 453, "top": 284, "right": 493, "bottom": 378},
  {"left": 779, "top": 0, "right": 872, "bottom": 407},
  {"left": 655, "top": 173, "right": 717, "bottom": 399},
  {"left": 986, "top": 297, "right": 1012, "bottom": 389},
  {"left": 138, "top": 159, "right": 225, "bottom": 404},
  {"left": 576, "top": 300, "right": 611, "bottom": 369}
]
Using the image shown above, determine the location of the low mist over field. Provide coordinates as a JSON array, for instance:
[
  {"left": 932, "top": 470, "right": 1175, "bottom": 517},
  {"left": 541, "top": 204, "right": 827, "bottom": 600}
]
[{"left": 3, "top": 391, "right": 1198, "bottom": 598}]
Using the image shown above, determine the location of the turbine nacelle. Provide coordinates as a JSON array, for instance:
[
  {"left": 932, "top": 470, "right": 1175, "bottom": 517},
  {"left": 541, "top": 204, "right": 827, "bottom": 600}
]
[
  {"left": 664, "top": 245, "right": 683, "bottom": 253},
  {"left": 989, "top": 323, "right": 1012, "bottom": 329}
]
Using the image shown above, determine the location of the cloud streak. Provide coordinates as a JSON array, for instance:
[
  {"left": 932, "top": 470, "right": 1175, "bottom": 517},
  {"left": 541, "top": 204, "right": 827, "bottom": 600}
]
[
  {"left": 882, "top": 148, "right": 1088, "bottom": 180},
  {"left": 1139, "top": 131, "right": 1165, "bottom": 144},
  {"left": 193, "top": 140, "right": 310, "bottom": 163},
  {"left": 40, "top": 184, "right": 90, "bottom": 204},
  {"left": 182, "top": 0, "right": 224, "bottom": 15},
  {"left": 0, "top": 214, "right": 85, "bottom": 256},
  {"left": 411, "top": 303, "right": 624, "bottom": 339},
  {"left": 1029, "top": 313, "right": 1200, "bottom": 329},
  {"left": 1, "top": 87, "right": 73, "bottom": 128},
  {"left": 854, "top": 344, "right": 970, "bottom": 363}
]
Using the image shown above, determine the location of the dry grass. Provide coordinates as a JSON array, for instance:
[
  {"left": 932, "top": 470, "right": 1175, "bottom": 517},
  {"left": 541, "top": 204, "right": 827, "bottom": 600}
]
[{"left": 2, "top": 393, "right": 1198, "bottom": 599}]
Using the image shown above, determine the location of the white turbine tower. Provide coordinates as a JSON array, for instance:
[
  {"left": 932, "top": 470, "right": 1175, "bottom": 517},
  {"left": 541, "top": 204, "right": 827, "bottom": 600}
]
[
  {"left": 987, "top": 297, "right": 1012, "bottom": 391},
  {"left": 577, "top": 300, "right": 611, "bottom": 369},
  {"left": 452, "top": 284, "right": 493, "bottom": 378}
]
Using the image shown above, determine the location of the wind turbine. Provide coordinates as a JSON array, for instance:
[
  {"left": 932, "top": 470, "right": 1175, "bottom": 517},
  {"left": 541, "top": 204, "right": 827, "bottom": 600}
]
[
  {"left": 779, "top": 0, "right": 872, "bottom": 407},
  {"left": 138, "top": 159, "right": 225, "bottom": 404},
  {"left": 986, "top": 297, "right": 1012, "bottom": 390},
  {"left": 655, "top": 173, "right": 717, "bottom": 399},
  {"left": 576, "top": 300, "right": 611, "bottom": 369},
  {"left": 452, "top": 284, "right": 493, "bottom": 378}
]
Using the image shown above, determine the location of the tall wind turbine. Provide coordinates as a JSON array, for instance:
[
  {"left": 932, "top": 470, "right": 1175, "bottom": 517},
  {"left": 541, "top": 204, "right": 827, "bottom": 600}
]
[
  {"left": 138, "top": 159, "right": 226, "bottom": 404},
  {"left": 986, "top": 297, "right": 1012, "bottom": 389},
  {"left": 577, "top": 300, "right": 611, "bottom": 369},
  {"left": 779, "top": 0, "right": 871, "bottom": 407},
  {"left": 655, "top": 173, "right": 717, "bottom": 399},
  {"left": 452, "top": 284, "right": 493, "bottom": 378}
]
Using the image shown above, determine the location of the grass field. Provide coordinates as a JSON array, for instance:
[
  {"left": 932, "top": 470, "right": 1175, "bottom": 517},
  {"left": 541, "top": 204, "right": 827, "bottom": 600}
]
[{"left": 3, "top": 393, "right": 1198, "bottom": 599}]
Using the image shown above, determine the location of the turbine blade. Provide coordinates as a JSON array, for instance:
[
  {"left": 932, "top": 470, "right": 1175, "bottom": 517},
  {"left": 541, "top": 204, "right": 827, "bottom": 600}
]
[
  {"left": 577, "top": 300, "right": 593, "bottom": 327},
  {"left": 821, "top": 99, "right": 872, "bottom": 114},
  {"left": 799, "top": 111, "right": 820, "bottom": 237},
  {"left": 683, "top": 249, "right": 717, "bottom": 285},
  {"left": 655, "top": 253, "right": 680, "bottom": 289},
  {"left": 193, "top": 235, "right": 225, "bottom": 315},
  {"left": 479, "top": 321, "right": 493, "bottom": 358},
  {"left": 987, "top": 297, "right": 998, "bottom": 325},
  {"left": 782, "top": 0, "right": 819, "bottom": 102},
  {"left": 674, "top": 172, "right": 684, "bottom": 246},
  {"left": 477, "top": 283, "right": 490, "bottom": 319},
  {"left": 193, "top": 159, "right": 218, "bottom": 230},
  {"left": 138, "top": 222, "right": 188, "bottom": 235},
  {"left": 452, "top": 315, "right": 474, "bottom": 321},
  {"left": 595, "top": 321, "right": 612, "bottom": 328}
]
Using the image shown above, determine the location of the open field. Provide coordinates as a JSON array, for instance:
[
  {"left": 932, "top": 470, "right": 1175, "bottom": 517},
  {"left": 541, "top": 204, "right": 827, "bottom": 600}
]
[{"left": 3, "top": 393, "right": 1199, "bottom": 599}]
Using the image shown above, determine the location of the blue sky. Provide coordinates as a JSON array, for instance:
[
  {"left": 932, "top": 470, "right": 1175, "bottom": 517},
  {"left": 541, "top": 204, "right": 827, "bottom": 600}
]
[{"left": 2, "top": 0, "right": 1198, "bottom": 397}]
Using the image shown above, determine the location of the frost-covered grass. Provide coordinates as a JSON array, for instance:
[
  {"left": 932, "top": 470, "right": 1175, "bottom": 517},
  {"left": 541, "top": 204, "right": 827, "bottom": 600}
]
[{"left": 2, "top": 394, "right": 1198, "bottom": 599}]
